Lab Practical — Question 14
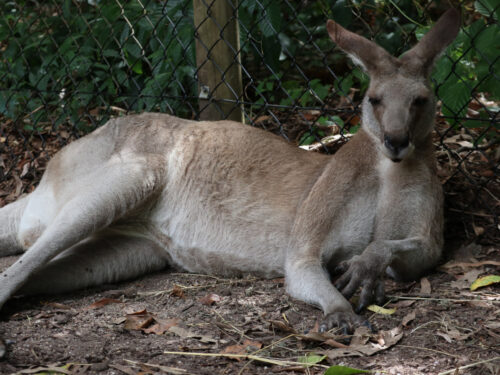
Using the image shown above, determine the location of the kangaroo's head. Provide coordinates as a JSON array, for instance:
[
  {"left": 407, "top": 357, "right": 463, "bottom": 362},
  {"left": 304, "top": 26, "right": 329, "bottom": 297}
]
[{"left": 327, "top": 8, "right": 460, "bottom": 162}]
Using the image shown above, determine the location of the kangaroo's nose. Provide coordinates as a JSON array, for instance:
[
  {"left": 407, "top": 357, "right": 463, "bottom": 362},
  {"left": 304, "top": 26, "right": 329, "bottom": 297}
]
[{"left": 384, "top": 134, "right": 409, "bottom": 154}]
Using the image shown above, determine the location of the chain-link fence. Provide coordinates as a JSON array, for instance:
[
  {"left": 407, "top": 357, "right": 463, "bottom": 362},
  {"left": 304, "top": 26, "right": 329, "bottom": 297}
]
[{"left": 0, "top": 0, "right": 498, "bottom": 244}]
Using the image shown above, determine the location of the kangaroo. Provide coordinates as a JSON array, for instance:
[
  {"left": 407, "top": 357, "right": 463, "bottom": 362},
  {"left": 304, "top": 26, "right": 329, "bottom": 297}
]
[{"left": 0, "top": 9, "right": 460, "bottom": 333}]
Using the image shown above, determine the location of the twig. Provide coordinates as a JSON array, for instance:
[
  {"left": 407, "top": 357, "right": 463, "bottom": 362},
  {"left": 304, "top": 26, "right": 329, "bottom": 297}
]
[
  {"left": 213, "top": 310, "right": 249, "bottom": 340},
  {"left": 162, "top": 350, "right": 329, "bottom": 369},
  {"left": 388, "top": 295, "right": 500, "bottom": 304},
  {"left": 447, "top": 208, "right": 496, "bottom": 218},
  {"left": 238, "top": 334, "right": 297, "bottom": 375},
  {"left": 437, "top": 356, "right": 500, "bottom": 375},
  {"left": 124, "top": 359, "right": 188, "bottom": 374},
  {"left": 137, "top": 278, "right": 255, "bottom": 297},
  {"left": 398, "top": 344, "right": 460, "bottom": 359},
  {"left": 388, "top": 0, "right": 425, "bottom": 27}
]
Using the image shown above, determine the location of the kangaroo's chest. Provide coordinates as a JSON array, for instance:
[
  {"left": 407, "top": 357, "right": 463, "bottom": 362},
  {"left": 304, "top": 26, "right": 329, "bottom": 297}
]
[{"left": 321, "top": 188, "right": 379, "bottom": 264}]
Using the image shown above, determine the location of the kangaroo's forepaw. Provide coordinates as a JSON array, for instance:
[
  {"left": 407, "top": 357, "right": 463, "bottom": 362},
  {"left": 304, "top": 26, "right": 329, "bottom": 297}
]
[
  {"left": 319, "top": 311, "right": 367, "bottom": 335},
  {"left": 333, "top": 255, "right": 386, "bottom": 312}
]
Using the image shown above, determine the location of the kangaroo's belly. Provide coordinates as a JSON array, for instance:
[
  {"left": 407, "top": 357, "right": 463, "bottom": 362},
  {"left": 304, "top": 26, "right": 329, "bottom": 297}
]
[{"left": 147, "top": 195, "right": 289, "bottom": 279}]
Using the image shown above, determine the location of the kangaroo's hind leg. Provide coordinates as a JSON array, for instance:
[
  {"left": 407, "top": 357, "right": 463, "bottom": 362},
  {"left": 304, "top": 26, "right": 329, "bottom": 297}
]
[
  {"left": 0, "top": 163, "right": 163, "bottom": 310},
  {"left": 0, "top": 196, "right": 28, "bottom": 257},
  {"left": 18, "top": 231, "right": 171, "bottom": 296}
]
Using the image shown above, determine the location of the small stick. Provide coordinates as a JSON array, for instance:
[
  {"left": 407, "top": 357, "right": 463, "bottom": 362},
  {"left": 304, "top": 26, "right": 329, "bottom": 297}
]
[{"left": 437, "top": 356, "right": 500, "bottom": 375}]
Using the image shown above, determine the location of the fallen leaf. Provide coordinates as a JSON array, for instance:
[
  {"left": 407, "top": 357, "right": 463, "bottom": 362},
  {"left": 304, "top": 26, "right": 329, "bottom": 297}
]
[
  {"left": 87, "top": 298, "right": 122, "bottom": 309},
  {"left": 297, "top": 353, "right": 326, "bottom": 364},
  {"left": 220, "top": 339, "right": 262, "bottom": 359},
  {"left": 437, "top": 328, "right": 474, "bottom": 342},
  {"left": 402, "top": 311, "right": 416, "bottom": 327},
  {"left": 325, "top": 326, "right": 403, "bottom": 359},
  {"left": 390, "top": 300, "right": 416, "bottom": 308},
  {"left": 298, "top": 331, "right": 345, "bottom": 345},
  {"left": 324, "top": 365, "right": 370, "bottom": 374},
  {"left": 367, "top": 305, "right": 396, "bottom": 315},
  {"left": 108, "top": 364, "right": 137, "bottom": 375},
  {"left": 450, "top": 269, "right": 483, "bottom": 290},
  {"left": 472, "top": 223, "right": 485, "bottom": 236},
  {"left": 436, "top": 331, "right": 452, "bottom": 343},
  {"left": 45, "top": 302, "right": 72, "bottom": 310},
  {"left": 242, "top": 339, "right": 262, "bottom": 351},
  {"left": 170, "top": 285, "right": 185, "bottom": 298},
  {"left": 143, "top": 318, "right": 180, "bottom": 335},
  {"left": 269, "top": 319, "right": 296, "bottom": 334},
  {"left": 419, "top": 277, "right": 431, "bottom": 295},
  {"left": 221, "top": 344, "right": 246, "bottom": 359},
  {"left": 123, "top": 309, "right": 155, "bottom": 331},
  {"left": 199, "top": 293, "right": 221, "bottom": 306},
  {"left": 470, "top": 275, "right": 500, "bottom": 291},
  {"left": 350, "top": 326, "right": 371, "bottom": 346},
  {"left": 253, "top": 115, "right": 270, "bottom": 124},
  {"left": 168, "top": 325, "right": 217, "bottom": 343}
]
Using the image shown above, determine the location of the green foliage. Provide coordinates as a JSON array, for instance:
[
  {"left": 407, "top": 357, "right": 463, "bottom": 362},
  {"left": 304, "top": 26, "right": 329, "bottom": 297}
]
[
  {"left": 246, "top": 0, "right": 499, "bottom": 133},
  {"left": 432, "top": 4, "right": 500, "bottom": 128},
  {"left": 0, "top": 0, "right": 196, "bottom": 130}
]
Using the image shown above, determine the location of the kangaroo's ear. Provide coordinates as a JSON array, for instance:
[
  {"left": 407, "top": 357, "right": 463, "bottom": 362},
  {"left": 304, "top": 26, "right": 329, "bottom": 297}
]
[
  {"left": 401, "top": 8, "right": 461, "bottom": 76},
  {"left": 326, "top": 19, "right": 396, "bottom": 74}
]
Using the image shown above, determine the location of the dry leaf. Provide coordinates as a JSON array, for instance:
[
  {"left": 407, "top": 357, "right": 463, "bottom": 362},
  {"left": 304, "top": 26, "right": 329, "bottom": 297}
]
[
  {"left": 450, "top": 269, "right": 483, "bottom": 290},
  {"left": 123, "top": 309, "right": 155, "bottom": 331},
  {"left": 419, "top": 277, "right": 431, "bottom": 295},
  {"left": 221, "top": 339, "right": 262, "bottom": 358},
  {"left": 242, "top": 339, "right": 262, "bottom": 351},
  {"left": 143, "top": 318, "right": 180, "bottom": 335},
  {"left": 441, "top": 260, "right": 500, "bottom": 272},
  {"left": 45, "top": 302, "right": 72, "bottom": 310},
  {"left": 390, "top": 300, "right": 416, "bottom": 308},
  {"left": 350, "top": 326, "right": 371, "bottom": 346},
  {"left": 168, "top": 325, "right": 217, "bottom": 343},
  {"left": 87, "top": 298, "right": 122, "bottom": 310},
  {"left": 402, "top": 311, "right": 416, "bottom": 327},
  {"left": 437, "top": 328, "right": 473, "bottom": 342},
  {"left": 199, "top": 293, "right": 221, "bottom": 306},
  {"left": 269, "top": 319, "right": 296, "bottom": 334},
  {"left": 325, "top": 326, "right": 403, "bottom": 359},
  {"left": 221, "top": 344, "right": 246, "bottom": 359},
  {"left": 170, "top": 285, "right": 185, "bottom": 298}
]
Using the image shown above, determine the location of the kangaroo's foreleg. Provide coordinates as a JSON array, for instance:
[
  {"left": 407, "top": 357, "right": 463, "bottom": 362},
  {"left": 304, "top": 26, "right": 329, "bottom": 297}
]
[{"left": 285, "top": 254, "right": 366, "bottom": 333}]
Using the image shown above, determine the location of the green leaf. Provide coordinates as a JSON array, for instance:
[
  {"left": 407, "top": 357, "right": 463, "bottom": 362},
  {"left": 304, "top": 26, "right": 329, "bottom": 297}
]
[
  {"left": 299, "top": 134, "right": 316, "bottom": 146},
  {"left": 298, "top": 353, "right": 327, "bottom": 364},
  {"left": 470, "top": 275, "right": 500, "bottom": 291},
  {"left": 438, "top": 80, "right": 470, "bottom": 124},
  {"left": 475, "top": 0, "right": 500, "bottom": 20},
  {"left": 324, "top": 365, "right": 371, "bottom": 375}
]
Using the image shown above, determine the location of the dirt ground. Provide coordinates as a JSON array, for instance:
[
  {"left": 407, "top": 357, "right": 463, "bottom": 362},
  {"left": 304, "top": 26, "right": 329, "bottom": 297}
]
[{"left": 0, "top": 241, "right": 499, "bottom": 375}]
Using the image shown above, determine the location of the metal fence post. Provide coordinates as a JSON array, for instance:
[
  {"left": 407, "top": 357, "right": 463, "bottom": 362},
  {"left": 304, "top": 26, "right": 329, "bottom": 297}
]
[{"left": 193, "top": 0, "right": 244, "bottom": 123}]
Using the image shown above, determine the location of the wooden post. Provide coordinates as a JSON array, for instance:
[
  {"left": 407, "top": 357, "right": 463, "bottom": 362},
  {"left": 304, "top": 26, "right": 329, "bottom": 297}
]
[{"left": 193, "top": 0, "right": 244, "bottom": 122}]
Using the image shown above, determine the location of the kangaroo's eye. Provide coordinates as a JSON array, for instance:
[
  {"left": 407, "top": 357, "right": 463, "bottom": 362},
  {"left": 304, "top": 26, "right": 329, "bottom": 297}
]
[
  {"left": 413, "top": 96, "right": 428, "bottom": 106},
  {"left": 369, "top": 97, "right": 381, "bottom": 106}
]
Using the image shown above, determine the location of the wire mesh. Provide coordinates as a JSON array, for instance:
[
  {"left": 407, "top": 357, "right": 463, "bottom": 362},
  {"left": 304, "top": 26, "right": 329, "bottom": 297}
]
[{"left": 0, "top": 0, "right": 498, "bottom": 243}]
